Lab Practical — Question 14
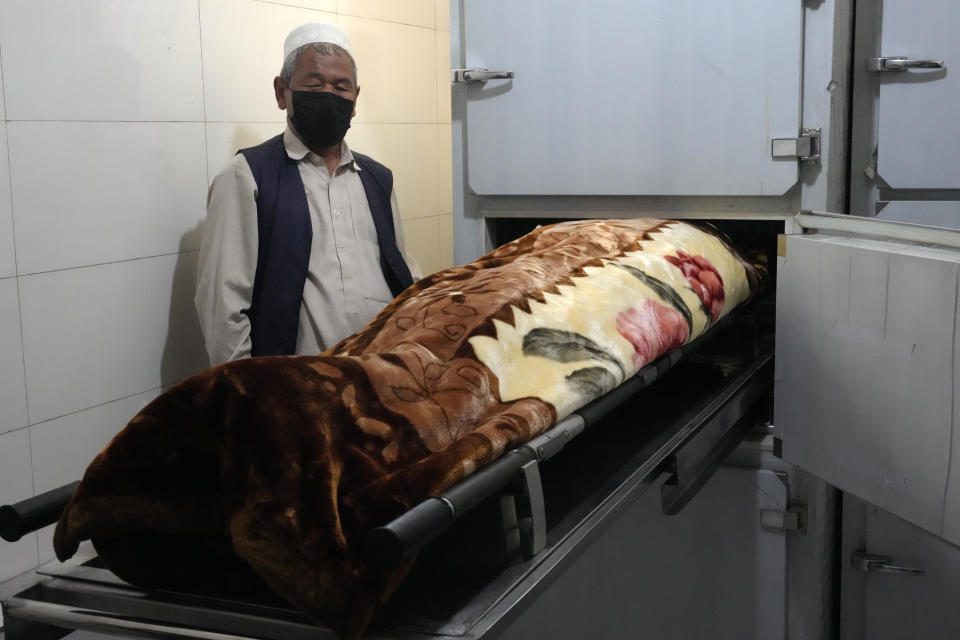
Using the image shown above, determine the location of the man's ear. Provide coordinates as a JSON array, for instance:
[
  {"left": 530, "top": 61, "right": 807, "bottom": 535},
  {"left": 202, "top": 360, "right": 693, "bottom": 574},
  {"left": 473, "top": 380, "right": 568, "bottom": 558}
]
[
  {"left": 274, "top": 77, "right": 287, "bottom": 110},
  {"left": 352, "top": 86, "right": 360, "bottom": 117}
]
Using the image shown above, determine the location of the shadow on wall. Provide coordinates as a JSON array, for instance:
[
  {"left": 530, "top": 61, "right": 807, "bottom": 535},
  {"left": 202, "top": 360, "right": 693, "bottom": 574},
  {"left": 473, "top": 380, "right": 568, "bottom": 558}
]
[{"left": 161, "top": 224, "right": 209, "bottom": 386}]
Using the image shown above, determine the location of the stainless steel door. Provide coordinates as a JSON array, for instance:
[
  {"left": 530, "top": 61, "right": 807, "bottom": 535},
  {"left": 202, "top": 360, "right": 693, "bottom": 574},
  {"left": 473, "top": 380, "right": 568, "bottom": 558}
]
[
  {"left": 851, "top": 0, "right": 960, "bottom": 225},
  {"left": 842, "top": 498, "right": 960, "bottom": 640},
  {"left": 460, "top": 0, "right": 802, "bottom": 196},
  {"left": 776, "top": 221, "right": 960, "bottom": 545},
  {"left": 875, "top": 2, "right": 955, "bottom": 189}
]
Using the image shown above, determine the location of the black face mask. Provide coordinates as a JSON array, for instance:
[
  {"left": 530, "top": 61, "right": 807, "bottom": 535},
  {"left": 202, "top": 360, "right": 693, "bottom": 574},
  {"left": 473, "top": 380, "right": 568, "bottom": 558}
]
[{"left": 289, "top": 90, "right": 354, "bottom": 148}]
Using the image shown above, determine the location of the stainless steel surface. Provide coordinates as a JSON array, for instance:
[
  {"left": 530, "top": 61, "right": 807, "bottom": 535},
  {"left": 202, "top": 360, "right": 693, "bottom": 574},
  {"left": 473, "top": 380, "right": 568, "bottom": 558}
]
[
  {"left": 517, "top": 460, "right": 546, "bottom": 557},
  {"left": 451, "top": 68, "right": 514, "bottom": 83},
  {"left": 776, "top": 229, "right": 960, "bottom": 546},
  {"left": 796, "top": 209, "right": 960, "bottom": 248},
  {"left": 852, "top": 549, "right": 925, "bottom": 576},
  {"left": 660, "top": 357, "right": 773, "bottom": 515},
  {"left": 761, "top": 504, "right": 806, "bottom": 533},
  {"left": 5, "top": 597, "right": 250, "bottom": 640},
  {"left": 867, "top": 56, "right": 945, "bottom": 71},
  {"left": 770, "top": 128, "right": 822, "bottom": 165}
]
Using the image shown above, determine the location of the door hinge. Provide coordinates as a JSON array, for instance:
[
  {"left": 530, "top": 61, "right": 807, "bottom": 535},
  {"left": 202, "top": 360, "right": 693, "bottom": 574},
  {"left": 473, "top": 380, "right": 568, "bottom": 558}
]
[
  {"left": 771, "top": 128, "right": 821, "bottom": 166},
  {"left": 760, "top": 501, "right": 807, "bottom": 534}
]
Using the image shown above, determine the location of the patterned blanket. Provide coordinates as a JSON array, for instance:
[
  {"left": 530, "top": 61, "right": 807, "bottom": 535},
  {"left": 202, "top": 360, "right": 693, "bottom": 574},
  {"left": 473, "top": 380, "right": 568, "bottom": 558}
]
[{"left": 53, "top": 219, "right": 765, "bottom": 638}]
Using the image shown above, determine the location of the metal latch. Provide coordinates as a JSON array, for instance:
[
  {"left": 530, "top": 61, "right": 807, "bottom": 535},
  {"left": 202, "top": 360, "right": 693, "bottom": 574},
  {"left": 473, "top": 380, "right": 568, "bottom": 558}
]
[
  {"left": 760, "top": 501, "right": 807, "bottom": 534},
  {"left": 500, "top": 459, "right": 546, "bottom": 558},
  {"left": 867, "top": 57, "right": 945, "bottom": 72},
  {"left": 771, "top": 128, "right": 821, "bottom": 166},
  {"left": 852, "top": 549, "right": 925, "bottom": 576},
  {"left": 452, "top": 68, "right": 515, "bottom": 83}
]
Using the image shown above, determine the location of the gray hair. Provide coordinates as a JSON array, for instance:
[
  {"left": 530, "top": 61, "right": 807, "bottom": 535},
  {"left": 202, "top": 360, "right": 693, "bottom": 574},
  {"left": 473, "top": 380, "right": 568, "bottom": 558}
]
[{"left": 279, "top": 42, "right": 358, "bottom": 85}]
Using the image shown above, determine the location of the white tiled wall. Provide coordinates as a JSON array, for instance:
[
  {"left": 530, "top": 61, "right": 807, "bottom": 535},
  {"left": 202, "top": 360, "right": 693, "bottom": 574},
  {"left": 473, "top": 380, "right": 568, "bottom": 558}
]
[
  {"left": 0, "top": 278, "right": 27, "bottom": 434},
  {"left": 19, "top": 253, "right": 206, "bottom": 424},
  {"left": 0, "top": 0, "right": 454, "bottom": 598},
  {"left": 0, "top": 0, "right": 204, "bottom": 122},
  {"left": 9, "top": 122, "right": 208, "bottom": 274}
]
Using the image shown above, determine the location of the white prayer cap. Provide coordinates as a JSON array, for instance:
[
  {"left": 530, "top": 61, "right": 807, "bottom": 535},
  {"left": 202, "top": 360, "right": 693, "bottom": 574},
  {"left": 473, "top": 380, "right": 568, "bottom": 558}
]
[{"left": 283, "top": 23, "right": 352, "bottom": 61}]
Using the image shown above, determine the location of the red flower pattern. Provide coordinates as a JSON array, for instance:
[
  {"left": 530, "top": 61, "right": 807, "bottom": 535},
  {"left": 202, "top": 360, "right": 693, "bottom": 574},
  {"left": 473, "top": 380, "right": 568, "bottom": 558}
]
[
  {"left": 616, "top": 300, "right": 690, "bottom": 369},
  {"left": 664, "top": 250, "right": 725, "bottom": 324}
]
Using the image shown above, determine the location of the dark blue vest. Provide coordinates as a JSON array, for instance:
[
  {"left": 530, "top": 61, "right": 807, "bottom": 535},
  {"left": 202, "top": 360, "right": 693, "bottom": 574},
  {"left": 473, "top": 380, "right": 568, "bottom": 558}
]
[{"left": 239, "top": 134, "right": 413, "bottom": 356}]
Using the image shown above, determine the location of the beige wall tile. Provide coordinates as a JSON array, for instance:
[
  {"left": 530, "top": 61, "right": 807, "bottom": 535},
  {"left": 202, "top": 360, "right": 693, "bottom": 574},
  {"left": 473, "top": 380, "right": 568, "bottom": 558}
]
[
  {"left": 205, "top": 122, "right": 287, "bottom": 182},
  {"left": 0, "top": 125, "right": 14, "bottom": 279},
  {"left": 346, "top": 123, "right": 439, "bottom": 219},
  {"left": 9, "top": 122, "right": 207, "bottom": 275},
  {"left": 339, "top": 16, "right": 437, "bottom": 124},
  {"left": 402, "top": 216, "right": 441, "bottom": 277},
  {"left": 0, "top": 279, "right": 27, "bottom": 434},
  {"left": 338, "top": 0, "right": 435, "bottom": 28},
  {"left": 201, "top": 0, "right": 335, "bottom": 122},
  {"left": 436, "top": 0, "right": 450, "bottom": 31},
  {"left": 259, "top": 0, "right": 336, "bottom": 11},
  {"left": 31, "top": 389, "right": 163, "bottom": 495},
  {"left": 0, "top": 0, "right": 203, "bottom": 121},
  {"left": 438, "top": 123, "right": 453, "bottom": 214},
  {"left": 0, "top": 45, "right": 5, "bottom": 120},
  {"left": 436, "top": 30, "right": 452, "bottom": 123},
  {"left": 438, "top": 213, "right": 453, "bottom": 270},
  {"left": 20, "top": 253, "right": 207, "bottom": 424},
  {"left": 0, "top": 429, "right": 38, "bottom": 583}
]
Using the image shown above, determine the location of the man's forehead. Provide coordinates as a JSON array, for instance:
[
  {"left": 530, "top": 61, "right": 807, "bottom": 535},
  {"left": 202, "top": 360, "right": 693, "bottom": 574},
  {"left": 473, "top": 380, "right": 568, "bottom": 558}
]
[{"left": 293, "top": 48, "right": 355, "bottom": 77}]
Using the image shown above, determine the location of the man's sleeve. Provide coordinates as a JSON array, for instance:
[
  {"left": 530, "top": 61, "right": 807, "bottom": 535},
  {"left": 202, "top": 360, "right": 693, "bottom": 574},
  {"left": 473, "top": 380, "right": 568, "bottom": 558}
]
[
  {"left": 389, "top": 188, "right": 423, "bottom": 280},
  {"left": 195, "top": 155, "right": 259, "bottom": 365}
]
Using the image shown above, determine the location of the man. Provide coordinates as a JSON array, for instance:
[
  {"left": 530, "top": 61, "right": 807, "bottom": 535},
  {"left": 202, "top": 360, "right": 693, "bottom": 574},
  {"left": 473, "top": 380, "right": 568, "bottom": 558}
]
[{"left": 196, "top": 23, "right": 421, "bottom": 365}]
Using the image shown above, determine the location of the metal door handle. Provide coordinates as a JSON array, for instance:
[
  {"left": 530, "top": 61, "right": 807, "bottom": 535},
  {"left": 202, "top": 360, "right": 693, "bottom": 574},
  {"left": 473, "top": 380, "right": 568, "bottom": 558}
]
[
  {"left": 452, "top": 68, "right": 514, "bottom": 83},
  {"left": 867, "top": 56, "right": 945, "bottom": 71},
  {"left": 852, "top": 549, "right": 925, "bottom": 576}
]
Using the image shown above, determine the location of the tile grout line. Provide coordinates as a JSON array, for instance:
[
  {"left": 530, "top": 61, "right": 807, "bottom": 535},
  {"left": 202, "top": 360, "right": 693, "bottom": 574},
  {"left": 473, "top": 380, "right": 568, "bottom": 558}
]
[
  {"left": 3, "top": 41, "right": 32, "bottom": 435},
  {"left": 252, "top": 0, "right": 439, "bottom": 32},
  {"left": 25, "top": 384, "right": 168, "bottom": 432},
  {"left": 196, "top": 0, "right": 211, "bottom": 187},
  {"left": 13, "top": 278, "right": 30, "bottom": 430},
  {"left": 18, "top": 249, "right": 200, "bottom": 279},
  {"left": 0, "top": 42, "right": 8, "bottom": 117}
]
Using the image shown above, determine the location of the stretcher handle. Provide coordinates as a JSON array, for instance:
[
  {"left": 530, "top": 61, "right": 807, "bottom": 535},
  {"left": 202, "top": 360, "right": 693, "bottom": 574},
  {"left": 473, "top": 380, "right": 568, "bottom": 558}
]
[
  {"left": 0, "top": 481, "right": 79, "bottom": 542},
  {"left": 365, "top": 449, "right": 537, "bottom": 567}
]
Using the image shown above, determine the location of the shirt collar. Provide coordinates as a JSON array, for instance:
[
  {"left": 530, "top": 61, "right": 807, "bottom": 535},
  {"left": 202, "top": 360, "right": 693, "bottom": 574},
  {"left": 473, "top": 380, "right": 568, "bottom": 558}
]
[{"left": 283, "top": 126, "right": 361, "bottom": 172}]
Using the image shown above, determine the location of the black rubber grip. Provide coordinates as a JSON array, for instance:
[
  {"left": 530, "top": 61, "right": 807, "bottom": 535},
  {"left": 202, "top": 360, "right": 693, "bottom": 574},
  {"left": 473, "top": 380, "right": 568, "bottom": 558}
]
[
  {"left": 0, "top": 481, "right": 79, "bottom": 542},
  {"left": 364, "top": 449, "right": 538, "bottom": 566},
  {"left": 443, "top": 449, "right": 535, "bottom": 514},
  {"left": 364, "top": 498, "right": 454, "bottom": 567}
]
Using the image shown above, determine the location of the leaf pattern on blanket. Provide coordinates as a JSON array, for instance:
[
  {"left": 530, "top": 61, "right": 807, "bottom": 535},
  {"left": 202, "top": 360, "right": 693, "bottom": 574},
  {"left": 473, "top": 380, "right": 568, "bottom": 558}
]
[
  {"left": 613, "top": 263, "right": 694, "bottom": 334},
  {"left": 565, "top": 366, "right": 619, "bottom": 397},
  {"left": 522, "top": 327, "right": 625, "bottom": 379}
]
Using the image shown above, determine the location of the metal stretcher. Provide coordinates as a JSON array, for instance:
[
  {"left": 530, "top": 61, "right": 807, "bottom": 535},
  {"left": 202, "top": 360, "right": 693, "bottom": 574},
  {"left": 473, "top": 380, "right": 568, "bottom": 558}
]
[{"left": 0, "top": 296, "right": 775, "bottom": 640}]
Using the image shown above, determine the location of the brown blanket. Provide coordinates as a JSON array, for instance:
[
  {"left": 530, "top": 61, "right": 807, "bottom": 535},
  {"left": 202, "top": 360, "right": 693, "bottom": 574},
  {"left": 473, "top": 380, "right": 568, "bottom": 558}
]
[{"left": 54, "top": 219, "right": 765, "bottom": 638}]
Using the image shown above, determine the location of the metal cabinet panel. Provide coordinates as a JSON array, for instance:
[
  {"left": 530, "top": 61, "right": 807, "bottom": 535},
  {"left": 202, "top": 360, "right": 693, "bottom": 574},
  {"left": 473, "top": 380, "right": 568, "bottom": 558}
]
[
  {"left": 876, "top": 0, "right": 960, "bottom": 189},
  {"left": 776, "top": 232, "right": 960, "bottom": 542},
  {"left": 462, "top": 0, "right": 802, "bottom": 196},
  {"left": 877, "top": 201, "right": 960, "bottom": 230},
  {"left": 496, "top": 468, "right": 787, "bottom": 640},
  {"left": 858, "top": 503, "right": 960, "bottom": 640}
]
